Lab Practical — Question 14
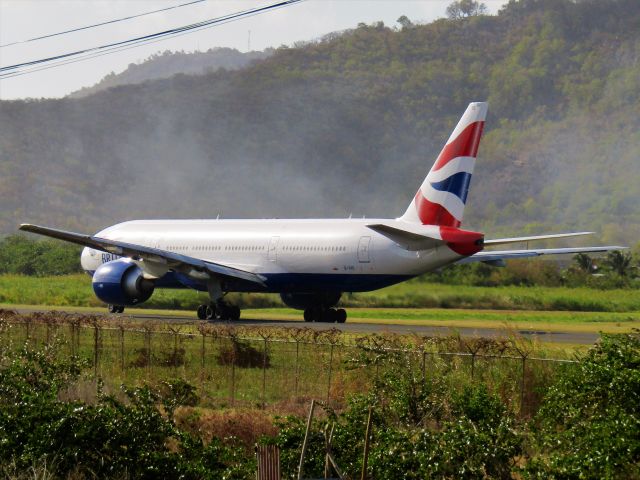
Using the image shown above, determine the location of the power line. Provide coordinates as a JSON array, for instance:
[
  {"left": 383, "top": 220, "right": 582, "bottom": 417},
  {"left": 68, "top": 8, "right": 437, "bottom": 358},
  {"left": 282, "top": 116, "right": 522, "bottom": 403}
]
[
  {"left": 0, "top": 0, "right": 207, "bottom": 48},
  {"left": 0, "top": 5, "right": 294, "bottom": 80},
  {"left": 0, "top": 0, "right": 305, "bottom": 79}
]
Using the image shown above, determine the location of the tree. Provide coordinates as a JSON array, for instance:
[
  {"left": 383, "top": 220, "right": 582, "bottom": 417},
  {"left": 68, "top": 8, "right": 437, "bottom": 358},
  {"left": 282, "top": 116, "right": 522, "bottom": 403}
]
[
  {"left": 446, "top": 0, "right": 488, "bottom": 19},
  {"left": 396, "top": 15, "right": 414, "bottom": 30},
  {"left": 573, "top": 253, "right": 595, "bottom": 273},
  {"left": 603, "top": 250, "right": 634, "bottom": 277}
]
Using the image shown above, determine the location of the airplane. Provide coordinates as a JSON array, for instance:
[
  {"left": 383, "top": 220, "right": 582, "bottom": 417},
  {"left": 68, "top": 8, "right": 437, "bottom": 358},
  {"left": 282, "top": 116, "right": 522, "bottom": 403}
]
[{"left": 20, "top": 102, "right": 625, "bottom": 323}]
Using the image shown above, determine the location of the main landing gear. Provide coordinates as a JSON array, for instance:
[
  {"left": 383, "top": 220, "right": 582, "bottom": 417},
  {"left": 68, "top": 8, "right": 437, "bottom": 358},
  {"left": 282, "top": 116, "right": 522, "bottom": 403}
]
[
  {"left": 303, "top": 307, "right": 347, "bottom": 323},
  {"left": 196, "top": 301, "right": 241, "bottom": 321},
  {"left": 197, "top": 280, "right": 240, "bottom": 321},
  {"left": 108, "top": 304, "right": 125, "bottom": 314}
]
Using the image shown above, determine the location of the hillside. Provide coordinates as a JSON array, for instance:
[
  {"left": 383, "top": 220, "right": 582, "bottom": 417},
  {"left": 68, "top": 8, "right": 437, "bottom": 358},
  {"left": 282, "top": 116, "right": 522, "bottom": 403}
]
[
  {"left": 70, "top": 47, "right": 273, "bottom": 97},
  {"left": 0, "top": 0, "right": 639, "bottom": 244}
]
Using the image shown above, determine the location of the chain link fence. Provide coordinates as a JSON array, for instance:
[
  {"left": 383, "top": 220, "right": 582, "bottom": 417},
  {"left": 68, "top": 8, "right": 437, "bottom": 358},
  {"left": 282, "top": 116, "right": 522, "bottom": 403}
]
[{"left": 0, "top": 309, "right": 578, "bottom": 416}]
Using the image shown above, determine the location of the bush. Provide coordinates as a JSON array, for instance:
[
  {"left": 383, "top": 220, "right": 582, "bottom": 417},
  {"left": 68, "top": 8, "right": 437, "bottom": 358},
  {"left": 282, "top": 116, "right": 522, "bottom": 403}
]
[
  {"left": 525, "top": 331, "right": 640, "bottom": 478},
  {"left": 0, "top": 235, "right": 81, "bottom": 276},
  {"left": 267, "top": 352, "right": 524, "bottom": 479},
  {"left": 217, "top": 339, "right": 270, "bottom": 368},
  {"left": 0, "top": 343, "right": 253, "bottom": 479}
]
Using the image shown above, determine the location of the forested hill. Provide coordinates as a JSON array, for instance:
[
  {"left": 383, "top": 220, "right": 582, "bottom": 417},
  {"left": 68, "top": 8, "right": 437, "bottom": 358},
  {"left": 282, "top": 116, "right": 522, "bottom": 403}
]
[
  {"left": 70, "top": 47, "right": 273, "bottom": 98},
  {"left": 1, "top": 0, "right": 639, "bottom": 244}
]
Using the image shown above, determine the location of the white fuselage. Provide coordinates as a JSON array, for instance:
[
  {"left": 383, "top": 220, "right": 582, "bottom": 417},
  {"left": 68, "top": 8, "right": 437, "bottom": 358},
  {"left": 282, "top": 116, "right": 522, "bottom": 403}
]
[{"left": 81, "top": 218, "right": 463, "bottom": 293}]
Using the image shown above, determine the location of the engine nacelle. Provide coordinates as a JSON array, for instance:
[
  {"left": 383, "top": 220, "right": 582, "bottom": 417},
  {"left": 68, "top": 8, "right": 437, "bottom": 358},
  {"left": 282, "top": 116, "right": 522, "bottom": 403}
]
[
  {"left": 280, "top": 292, "right": 342, "bottom": 311},
  {"left": 92, "top": 259, "right": 154, "bottom": 306}
]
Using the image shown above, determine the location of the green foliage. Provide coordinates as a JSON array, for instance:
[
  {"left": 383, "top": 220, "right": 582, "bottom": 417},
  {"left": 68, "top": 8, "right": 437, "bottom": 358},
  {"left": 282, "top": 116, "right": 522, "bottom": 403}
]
[
  {"left": 269, "top": 342, "right": 524, "bottom": 479},
  {"left": 1, "top": 0, "right": 640, "bottom": 243},
  {"left": 603, "top": 250, "right": 635, "bottom": 277},
  {"left": 0, "top": 235, "right": 81, "bottom": 276},
  {"left": 0, "top": 344, "right": 253, "bottom": 479},
  {"left": 267, "top": 334, "right": 639, "bottom": 479},
  {"left": 525, "top": 332, "right": 640, "bottom": 478},
  {"left": 446, "top": 0, "right": 488, "bottom": 19}
]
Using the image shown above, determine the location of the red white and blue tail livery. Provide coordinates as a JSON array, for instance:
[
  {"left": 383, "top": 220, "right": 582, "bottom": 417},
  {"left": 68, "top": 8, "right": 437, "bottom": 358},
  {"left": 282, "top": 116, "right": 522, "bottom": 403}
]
[
  {"left": 401, "top": 102, "right": 486, "bottom": 228},
  {"left": 20, "top": 102, "right": 625, "bottom": 322}
]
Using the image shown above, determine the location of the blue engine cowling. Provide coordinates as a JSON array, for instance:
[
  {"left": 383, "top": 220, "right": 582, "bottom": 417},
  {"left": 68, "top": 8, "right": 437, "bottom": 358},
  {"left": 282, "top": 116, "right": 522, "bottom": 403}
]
[{"left": 92, "top": 259, "right": 155, "bottom": 306}]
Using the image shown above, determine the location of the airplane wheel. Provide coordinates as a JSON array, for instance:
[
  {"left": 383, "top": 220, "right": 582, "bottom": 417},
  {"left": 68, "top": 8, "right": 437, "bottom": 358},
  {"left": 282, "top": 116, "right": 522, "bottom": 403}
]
[
  {"left": 205, "top": 305, "right": 216, "bottom": 321},
  {"left": 108, "top": 304, "right": 124, "bottom": 314},
  {"left": 230, "top": 305, "right": 241, "bottom": 321},
  {"left": 336, "top": 308, "right": 347, "bottom": 323},
  {"left": 216, "top": 304, "right": 230, "bottom": 321},
  {"left": 303, "top": 309, "right": 313, "bottom": 322},
  {"left": 197, "top": 304, "right": 207, "bottom": 320},
  {"left": 323, "top": 309, "right": 338, "bottom": 323}
]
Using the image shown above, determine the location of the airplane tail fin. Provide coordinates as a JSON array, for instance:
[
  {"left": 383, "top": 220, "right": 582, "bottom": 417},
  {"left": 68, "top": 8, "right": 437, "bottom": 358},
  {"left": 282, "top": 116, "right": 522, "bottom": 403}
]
[{"left": 400, "top": 102, "right": 487, "bottom": 227}]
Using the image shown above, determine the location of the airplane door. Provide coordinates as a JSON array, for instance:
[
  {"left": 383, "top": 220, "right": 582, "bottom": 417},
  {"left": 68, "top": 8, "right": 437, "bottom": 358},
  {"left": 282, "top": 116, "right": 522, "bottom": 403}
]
[
  {"left": 357, "top": 236, "right": 371, "bottom": 263},
  {"left": 268, "top": 236, "right": 279, "bottom": 262}
]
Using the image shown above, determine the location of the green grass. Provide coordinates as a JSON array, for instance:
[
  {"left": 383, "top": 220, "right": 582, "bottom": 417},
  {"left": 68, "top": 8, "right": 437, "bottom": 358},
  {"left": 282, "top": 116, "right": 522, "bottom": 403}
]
[
  {"left": 242, "top": 307, "right": 639, "bottom": 333},
  {"left": 1, "top": 274, "right": 640, "bottom": 335},
  {"left": 350, "top": 280, "right": 640, "bottom": 312}
]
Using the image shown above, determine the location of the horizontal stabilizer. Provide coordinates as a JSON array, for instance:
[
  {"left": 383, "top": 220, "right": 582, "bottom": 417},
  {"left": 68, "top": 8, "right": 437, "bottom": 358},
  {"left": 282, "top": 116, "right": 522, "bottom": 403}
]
[
  {"left": 366, "top": 223, "right": 442, "bottom": 251},
  {"left": 484, "top": 232, "right": 593, "bottom": 246},
  {"left": 458, "top": 245, "right": 626, "bottom": 264},
  {"left": 19, "top": 223, "right": 266, "bottom": 287}
]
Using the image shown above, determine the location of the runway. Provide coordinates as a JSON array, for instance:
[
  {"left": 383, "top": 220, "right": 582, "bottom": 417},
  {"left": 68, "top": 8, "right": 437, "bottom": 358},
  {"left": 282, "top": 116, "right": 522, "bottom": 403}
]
[{"left": 14, "top": 307, "right": 599, "bottom": 345}]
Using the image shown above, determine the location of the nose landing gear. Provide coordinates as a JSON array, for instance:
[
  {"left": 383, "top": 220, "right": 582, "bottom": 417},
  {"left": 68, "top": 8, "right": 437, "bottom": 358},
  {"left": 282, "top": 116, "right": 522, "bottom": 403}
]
[{"left": 107, "top": 304, "right": 125, "bottom": 314}]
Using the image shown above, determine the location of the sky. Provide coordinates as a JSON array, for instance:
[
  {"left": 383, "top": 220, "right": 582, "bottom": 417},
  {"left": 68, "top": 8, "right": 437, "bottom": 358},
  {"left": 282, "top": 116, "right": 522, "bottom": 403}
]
[{"left": 0, "top": 0, "right": 507, "bottom": 100}]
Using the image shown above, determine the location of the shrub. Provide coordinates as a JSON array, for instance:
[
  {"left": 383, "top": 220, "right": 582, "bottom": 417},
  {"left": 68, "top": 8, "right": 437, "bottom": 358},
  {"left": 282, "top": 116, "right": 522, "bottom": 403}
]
[
  {"left": 217, "top": 339, "right": 270, "bottom": 368},
  {"left": 525, "top": 331, "right": 640, "bottom": 478},
  {"left": 0, "top": 343, "right": 253, "bottom": 479}
]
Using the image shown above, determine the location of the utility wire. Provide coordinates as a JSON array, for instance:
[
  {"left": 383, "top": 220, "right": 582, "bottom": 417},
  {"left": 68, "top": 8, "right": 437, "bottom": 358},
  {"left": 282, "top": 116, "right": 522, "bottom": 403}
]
[
  {"left": 0, "top": 0, "right": 207, "bottom": 48},
  {"left": 0, "top": 0, "right": 304, "bottom": 78},
  {"left": 0, "top": 5, "right": 290, "bottom": 80}
]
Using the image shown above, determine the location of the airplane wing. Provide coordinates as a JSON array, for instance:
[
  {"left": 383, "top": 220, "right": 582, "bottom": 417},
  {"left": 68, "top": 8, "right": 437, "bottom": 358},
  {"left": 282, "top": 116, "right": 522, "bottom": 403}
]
[
  {"left": 19, "top": 224, "right": 266, "bottom": 287},
  {"left": 458, "top": 246, "right": 626, "bottom": 266}
]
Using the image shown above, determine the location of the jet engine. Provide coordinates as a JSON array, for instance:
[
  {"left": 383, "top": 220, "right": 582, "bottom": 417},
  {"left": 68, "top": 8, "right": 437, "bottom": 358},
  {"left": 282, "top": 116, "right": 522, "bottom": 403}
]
[
  {"left": 92, "top": 259, "right": 154, "bottom": 306},
  {"left": 280, "top": 292, "right": 342, "bottom": 310}
]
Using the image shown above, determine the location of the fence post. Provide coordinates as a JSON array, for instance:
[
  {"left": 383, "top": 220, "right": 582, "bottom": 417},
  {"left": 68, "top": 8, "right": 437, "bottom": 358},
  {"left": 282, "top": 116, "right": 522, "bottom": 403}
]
[
  {"left": 521, "top": 356, "right": 526, "bottom": 414},
  {"left": 295, "top": 340, "right": 300, "bottom": 396},
  {"left": 361, "top": 405, "right": 374, "bottom": 480},
  {"left": 326, "top": 343, "right": 335, "bottom": 404},
  {"left": 262, "top": 336, "right": 268, "bottom": 408},
  {"left": 228, "top": 330, "right": 237, "bottom": 407},
  {"left": 24, "top": 316, "right": 32, "bottom": 343},
  {"left": 74, "top": 318, "right": 81, "bottom": 356},
  {"left": 297, "top": 399, "right": 316, "bottom": 480},
  {"left": 197, "top": 323, "right": 209, "bottom": 386},
  {"left": 90, "top": 317, "right": 101, "bottom": 377},
  {"left": 323, "top": 329, "right": 341, "bottom": 405},
  {"left": 471, "top": 353, "right": 476, "bottom": 380},
  {"left": 167, "top": 325, "right": 182, "bottom": 375},
  {"left": 290, "top": 328, "right": 309, "bottom": 398},
  {"left": 510, "top": 336, "right": 534, "bottom": 417},
  {"left": 115, "top": 319, "right": 126, "bottom": 374}
]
